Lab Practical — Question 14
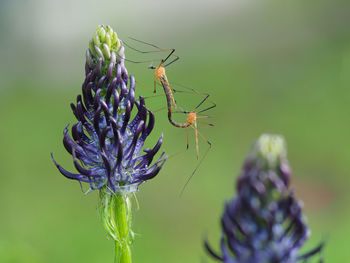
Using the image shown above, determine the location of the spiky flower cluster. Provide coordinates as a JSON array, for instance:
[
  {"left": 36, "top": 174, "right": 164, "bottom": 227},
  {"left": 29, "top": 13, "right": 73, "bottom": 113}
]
[
  {"left": 86, "top": 25, "right": 122, "bottom": 70},
  {"left": 205, "top": 134, "right": 323, "bottom": 263},
  {"left": 52, "top": 25, "right": 166, "bottom": 194}
]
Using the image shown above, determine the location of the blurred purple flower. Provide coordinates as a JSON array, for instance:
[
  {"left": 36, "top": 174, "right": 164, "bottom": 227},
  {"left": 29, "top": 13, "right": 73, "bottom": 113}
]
[
  {"left": 51, "top": 55, "right": 166, "bottom": 194},
  {"left": 205, "top": 135, "right": 324, "bottom": 263}
]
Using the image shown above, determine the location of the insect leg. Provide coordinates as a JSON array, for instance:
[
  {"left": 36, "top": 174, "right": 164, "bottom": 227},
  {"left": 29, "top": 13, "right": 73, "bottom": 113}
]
[
  {"left": 163, "top": 54, "right": 180, "bottom": 68},
  {"left": 197, "top": 120, "right": 214, "bottom": 126},
  {"left": 190, "top": 125, "right": 212, "bottom": 147},
  {"left": 179, "top": 144, "right": 211, "bottom": 196},
  {"left": 194, "top": 120, "right": 199, "bottom": 159},
  {"left": 197, "top": 104, "right": 216, "bottom": 114},
  {"left": 126, "top": 38, "right": 180, "bottom": 67},
  {"left": 167, "top": 129, "right": 190, "bottom": 159},
  {"left": 135, "top": 80, "right": 153, "bottom": 93}
]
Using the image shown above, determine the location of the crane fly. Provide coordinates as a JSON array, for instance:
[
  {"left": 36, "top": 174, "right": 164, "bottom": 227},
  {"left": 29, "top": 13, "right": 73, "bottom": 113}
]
[
  {"left": 158, "top": 81, "right": 216, "bottom": 195},
  {"left": 122, "top": 37, "right": 179, "bottom": 110}
]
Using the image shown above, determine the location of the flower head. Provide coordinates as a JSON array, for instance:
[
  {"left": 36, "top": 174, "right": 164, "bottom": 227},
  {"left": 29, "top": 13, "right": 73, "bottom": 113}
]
[
  {"left": 205, "top": 134, "right": 323, "bottom": 263},
  {"left": 52, "top": 27, "right": 166, "bottom": 194},
  {"left": 86, "top": 25, "right": 122, "bottom": 70}
]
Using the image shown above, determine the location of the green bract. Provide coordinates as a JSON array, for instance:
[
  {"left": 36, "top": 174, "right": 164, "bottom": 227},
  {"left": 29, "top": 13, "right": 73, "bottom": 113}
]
[{"left": 86, "top": 25, "right": 122, "bottom": 68}]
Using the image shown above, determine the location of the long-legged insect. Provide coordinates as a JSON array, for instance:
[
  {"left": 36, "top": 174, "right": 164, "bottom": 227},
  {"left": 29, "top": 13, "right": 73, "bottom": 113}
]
[
  {"left": 160, "top": 78, "right": 216, "bottom": 142},
  {"left": 123, "top": 38, "right": 179, "bottom": 109},
  {"left": 123, "top": 39, "right": 215, "bottom": 193},
  {"left": 158, "top": 80, "right": 216, "bottom": 195}
]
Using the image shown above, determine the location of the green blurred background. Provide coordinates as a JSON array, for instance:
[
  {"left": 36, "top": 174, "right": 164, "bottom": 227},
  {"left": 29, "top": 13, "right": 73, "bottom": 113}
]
[{"left": 0, "top": 0, "right": 349, "bottom": 262}]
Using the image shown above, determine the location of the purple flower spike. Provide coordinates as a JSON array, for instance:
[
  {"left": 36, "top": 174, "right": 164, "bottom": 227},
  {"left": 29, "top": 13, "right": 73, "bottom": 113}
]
[
  {"left": 52, "top": 47, "right": 166, "bottom": 194},
  {"left": 205, "top": 134, "right": 324, "bottom": 263}
]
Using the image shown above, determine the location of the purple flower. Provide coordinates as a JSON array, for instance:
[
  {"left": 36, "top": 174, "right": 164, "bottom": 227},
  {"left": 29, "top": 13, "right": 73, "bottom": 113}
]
[
  {"left": 205, "top": 135, "right": 324, "bottom": 263},
  {"left": 52, "top": 53, "right": 166, "bottom": 194}
]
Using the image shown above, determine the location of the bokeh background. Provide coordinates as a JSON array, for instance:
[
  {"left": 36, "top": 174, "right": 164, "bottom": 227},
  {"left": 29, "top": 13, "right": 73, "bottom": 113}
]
[{"left": 0, "top": 0, "right": 349, "bottom": 262}]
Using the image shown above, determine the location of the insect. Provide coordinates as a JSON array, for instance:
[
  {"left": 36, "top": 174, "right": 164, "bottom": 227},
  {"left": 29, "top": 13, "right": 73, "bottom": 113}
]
[
  {"left": 123, "top": 38, "right": 215, "bottom": 193},
  {"left": 149, "top": 51, "right": 179, "bottom": 110},
  {"left": 158, "top": 80, "right": 216, "bottom": 195},
  {"left": 161, "top": 81, "right": 216, "bottom": 157},
  {"left": 122, "top": 38, "right": 179, "bottom": 110}
]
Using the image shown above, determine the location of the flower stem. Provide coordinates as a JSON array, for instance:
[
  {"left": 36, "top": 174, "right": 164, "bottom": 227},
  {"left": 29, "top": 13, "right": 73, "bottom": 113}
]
[{"left": 114, "top": 193, "right": 132, "bottom": 263}]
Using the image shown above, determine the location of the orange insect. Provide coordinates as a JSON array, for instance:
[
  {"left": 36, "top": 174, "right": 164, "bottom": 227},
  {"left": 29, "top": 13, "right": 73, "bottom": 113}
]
[
  {"left": 123, "top": 38, "right": 179, "bottom": 110},
  {"left": 161, "top": 81, "right": 216, "bottom": 158},
  {"left": 123, "top": 39, "right": 215, "bottom": 193},
  {"left": 149, "top": 49, "right": 178, "bottom": 108},
  {"left": 158, "top": 81, "right": 216, "bottom": 195}
]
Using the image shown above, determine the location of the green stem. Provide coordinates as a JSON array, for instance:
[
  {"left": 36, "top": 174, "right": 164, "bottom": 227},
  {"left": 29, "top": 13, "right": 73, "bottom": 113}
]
[{"left": 114, "top": 193, "right": 132, "bottom": 263}]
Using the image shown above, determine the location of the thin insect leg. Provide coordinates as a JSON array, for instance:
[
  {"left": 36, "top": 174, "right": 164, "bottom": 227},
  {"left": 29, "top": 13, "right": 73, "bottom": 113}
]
[
  {"left": 123, "top": 53, "right": 176, "bottom": 69},
  {"left": 172, "top": 102, "right": 195, "bottom": 115},
  {"left": 128, "top": 37, "right": 164, "bottom": 50},
  {"left": 139, "top": 81, "right": 176, "bottom": 113},
  {"left": 122, "top": 57, "right": 157, "bottom": 64},
  {"left": 167, "top": 129, "right": 190, "bottom": 160},
  {"left": 171, "top": 82, "right": 216, "bottom": 108},
  {"left": 194, "top": 120, "right": 199, "bottom": 159},
  {"left": 170, "top": 89, "right": 201, "bottom": 110},
  {"left": 172, "top": 82, "right": 211, "bottom": 99},
  {"left": 197, "top": 120, "right": 214, "bottom": 126},
  {"left": 169, "top": 85, "right": 215, "bottom": 118},
  {"left": 135, "top": 80, "right": 153, "bottom": 93},
  {"left": 189, "top": 92, "right": 216, "bottom": 113},
  {"left": 153, "top": 73, "right": 157, "bottom": 93},
  {"left": 153, "top": 106, "right": 168, "bottom": 113},
  {"left": 171, "top": 110, "right": 186, "bottom": 114},
  {"left": 161, "top": 83, "right": 198, "bottom": 96},
  {"left": 170, "top": 89, "right": 197, "bottom": 95},
  {"left": 167, "top": 147, "right": 189, "bottom": 159},
  {"left": 126, "top": 38, "right": 180, "bottom": 66},
  {"left": 167, "top": 82, "right": 175, "bottom": 92},
  {"left": 187, "top": 127, "right": 189, "bottom": 149},
  {"left": 143, "top": 94, "right": 166, "bottom": 100},
  {"left": 179, "top": 145, "right": 211, "bottom": 197},
  {"left": 197, "top": 104, "right": 216, "bottom": 114},
  {"left": 162, "top": 49, "right": 175, "bottom": 64},
  {"left": 196, "top": 115, "right": 212, "bottom": 118},
  {"left": 192, "top": 94, "right": 210, "bottom": 111},
  {"left": 137, "top": 79, "right": 177, "bottom": 111},
  {"left": 138, "top": 80, "right": 168, "bottom": 97},
  {"left": 123, "top": 41, "right": 164, "bottom": 54},
  {"left": 190, "top": 125, "right": 212, "bottom": 147},
  {"left": 163, "top": 55, "right": 180, "bottom": 68}
]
